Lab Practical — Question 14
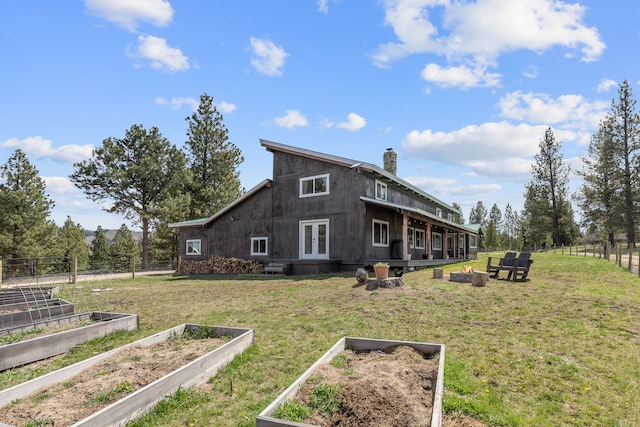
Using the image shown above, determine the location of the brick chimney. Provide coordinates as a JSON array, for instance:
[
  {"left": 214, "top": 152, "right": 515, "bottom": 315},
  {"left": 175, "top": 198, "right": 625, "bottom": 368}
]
[{"left": 383, "top": 148, "right": 397, "bottom": 175}]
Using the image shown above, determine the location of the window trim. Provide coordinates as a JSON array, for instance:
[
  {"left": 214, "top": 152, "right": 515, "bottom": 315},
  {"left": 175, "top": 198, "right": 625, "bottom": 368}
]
[
  {"left": 375, "top": 180, "right": 387, "bottom": 201},
  {"left": 299, "top": 173, "right": 329, "bottom": 198},
  {"left": 436, "top": 208, "right": 443, "bottom": 218},
  {"left": 469, "top": 234, "right": 478, "bottom": 249},
  {"left": 415, "top": 229, "right": 426, "bottom": 249},
  {"left": 372, "top": 219, "right": 389, "bottom": 247},
  {"left": 408, "top": 226, "right": 415, "bottom": 248},
  {"left": 432, "top": 233, "right": 442, "bottom": 251},
  {"left": 186, "top": 239, "right": 201, "bottom": 256},
  {"left": 250, "top": 237, "right": 268, "bottom": 256},
  {"left": 448, "top": 213, "right": 453, "bottom": 221}
]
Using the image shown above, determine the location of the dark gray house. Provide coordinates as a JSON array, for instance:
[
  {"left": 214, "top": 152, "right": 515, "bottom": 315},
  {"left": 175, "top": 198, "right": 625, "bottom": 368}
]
[{"left": 170, "top": 139, "right": 481, "bottom": 274}]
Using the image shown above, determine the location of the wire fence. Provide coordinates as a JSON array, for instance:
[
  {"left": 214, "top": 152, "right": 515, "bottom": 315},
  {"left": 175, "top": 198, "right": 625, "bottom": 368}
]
[{"left": 544, "top": 243, "right": 640, "bottom": 275}]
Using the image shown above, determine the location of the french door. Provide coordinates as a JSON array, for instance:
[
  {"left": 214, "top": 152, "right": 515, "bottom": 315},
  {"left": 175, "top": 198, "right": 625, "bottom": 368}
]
[{"left": 299, "top": 219, "right": 329, "bottom": 259}]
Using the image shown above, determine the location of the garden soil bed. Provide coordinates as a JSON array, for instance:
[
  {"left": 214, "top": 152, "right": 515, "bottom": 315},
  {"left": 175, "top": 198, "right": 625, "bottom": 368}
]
[
  {"left": 297, "top": 345, "right": 440, "bottom": 426},
  {"left": 0, "top": 337, "right": 224, "bottom": 426}
]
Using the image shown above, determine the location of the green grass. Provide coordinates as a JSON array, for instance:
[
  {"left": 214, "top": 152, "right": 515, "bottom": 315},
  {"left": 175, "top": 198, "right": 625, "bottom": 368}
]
[{"left": 1, "top": 252, "right": 639, "bottom": 426}]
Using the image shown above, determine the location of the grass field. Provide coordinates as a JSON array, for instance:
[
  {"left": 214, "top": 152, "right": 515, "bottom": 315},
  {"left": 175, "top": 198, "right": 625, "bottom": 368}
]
[{"left": 1, "top": 252, "right": 639, "bottom": 426}]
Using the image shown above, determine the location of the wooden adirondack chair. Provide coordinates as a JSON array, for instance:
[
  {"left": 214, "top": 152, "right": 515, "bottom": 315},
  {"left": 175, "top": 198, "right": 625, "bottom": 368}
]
[
  {"left": 505, "top": 252, "right": 533, "bottom": 281},
  {"left": 486, "top": 251, "right": 516, "bottom": 278}
]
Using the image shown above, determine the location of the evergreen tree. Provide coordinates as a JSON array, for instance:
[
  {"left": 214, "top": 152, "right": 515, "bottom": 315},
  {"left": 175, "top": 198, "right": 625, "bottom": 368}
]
[
  {"left": 468, "top": 201, "right": 487, "bottom": 249},
  {"left": 607, "top": 80, "right": 640, "bottom": 246},
  {"left": 451, "top": 202, "right": 465, "bottom": 224},
  {"left": 523, "top": 127, "right": 578, "bottom": 247},
  {"left": 503, "top": 203, "right": 516, "bottom": 250},
  {"left": 484, "top": 220, "right": 499, "bottom": 252},
  {"left": 0, "top": 150, "right": 57, "bottom": 276},
  {"left": 90, "top": 226, "right": 111, "bottom": 270},
  {"left": 489, "top": 204, "right": 503, "bottom": 249},
  {"left": 111, "top": 224, "right": 139, "bottom": 271},
  {"left": 70, "top": 124, "right": 188, "bottom": 269},
  {"left": 185, "top": 93, "right": 244, "bottom": 218},
  {"left": 58, "top": 216, "right": 90, "bottom": 271},
  {"left": 576, "top": 118, "right": 620, "bottom": 245}
]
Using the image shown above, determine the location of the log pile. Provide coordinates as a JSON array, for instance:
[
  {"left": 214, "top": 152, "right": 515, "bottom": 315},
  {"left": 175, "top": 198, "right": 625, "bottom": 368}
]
[{"left": 179, "top": 256, "right": 264, "bottom": 275}]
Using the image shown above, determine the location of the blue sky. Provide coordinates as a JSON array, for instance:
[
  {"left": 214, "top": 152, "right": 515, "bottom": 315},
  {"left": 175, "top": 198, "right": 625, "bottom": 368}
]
[{"left": 1, "top": 0, "right": 638, "bottom": 231}]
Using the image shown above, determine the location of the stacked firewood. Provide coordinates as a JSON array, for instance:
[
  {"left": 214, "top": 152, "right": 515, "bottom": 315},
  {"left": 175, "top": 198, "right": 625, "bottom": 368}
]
[{"left": 179, "top": 256, "right": 264, "bottom": 275}]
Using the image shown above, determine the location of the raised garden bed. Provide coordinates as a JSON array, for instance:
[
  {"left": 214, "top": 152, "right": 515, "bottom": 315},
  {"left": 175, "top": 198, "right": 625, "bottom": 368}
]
[
  {"left": 256, "top": 336, "right": 445, "bottom": 427},
  {"left": 0, "top": 312, "right": 139, "bottom": 371},
  {"left": 0, "top": 323, "right": 254, "bottom": 427},
  {"left": 0, "top": 286, "right": 59, "bottom": 305},
  {"left": 0, "top": 298, "right": 74, "bottom": 331}
]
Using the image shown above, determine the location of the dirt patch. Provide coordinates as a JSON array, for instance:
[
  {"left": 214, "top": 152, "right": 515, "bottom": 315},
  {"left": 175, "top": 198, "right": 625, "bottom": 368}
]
[
  {"left": 289, "top": 346, "right": 438, "bottom": 426},
  {"left": 0, "top": 337, "right": 223, "bottom": 426}
]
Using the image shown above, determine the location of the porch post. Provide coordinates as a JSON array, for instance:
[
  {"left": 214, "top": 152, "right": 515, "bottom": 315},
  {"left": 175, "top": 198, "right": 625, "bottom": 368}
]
[
  {"left": 443, "top": 230, "right": 449, "bottom": 259},
  {"left": 426, "top": 223, "right": 432, "bottom": 260},
  {"left": 402, "top": 212, "right": 409, "bottom": 260}
]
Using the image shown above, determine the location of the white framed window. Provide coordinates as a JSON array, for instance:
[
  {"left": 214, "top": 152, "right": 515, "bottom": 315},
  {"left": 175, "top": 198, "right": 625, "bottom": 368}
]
[
  {"left": 470, "top": 235, "right": 478, "bottom": 248},
  {"left": 448, "top": 213, "right": 453, "bottom": 221},
  {"left": 408, "top": 226, "right": 415, "bottom": 248},
  {"left": 432, "top": 233, "right": 442, "bottom": 250},
  {"left": 375, "top": 180, "right": 387, "bottom": 201},
  {"left": 186, "top": 239, "right": 201, "bottom": 256},
  {"left": 436, "top": 208, "right": 443, "bottom": 218},
  {"left": 300, "top": 174, "right": 329, "bottom": 197},
  {"left": 251, "top": 237, "right": 268, "bottom": 256},
  {"left": 372, "top": 219, "right": 389, "bottom": 247},
  {"left": 415, "top": 229, "right": 426, "bottom": 249}
]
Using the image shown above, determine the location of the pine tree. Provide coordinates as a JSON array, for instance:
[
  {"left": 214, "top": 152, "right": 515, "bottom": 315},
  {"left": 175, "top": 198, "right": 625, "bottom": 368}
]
[
  {"left": 90, "top": 226, "right": 111, "bottom": 270},
  {"left": 489, "top": 204, "right": 503, "bottom": 249},
  {"left": 70, "top": 124, "right": 188, "bottom": 269},
  {"left": 185, "top": 93, "right": 244, "bottom": 218},
  {"left": 468, "top": 201, "right": 487, "bottom": 249},
  {"left": 523, "top": 127, "right": 578, "bottom": 247},
  {"left": 111, "top": 224, "right": 139, "bottom": 271},
  {"left": 0, "top": 150, "right": 57, "bottom": 276},
  {"left": 576, "top": 118, "right": 620, "bottom": 245},
  {"left": 451, "top": 202, "right": 465, "bottom": 224},
  {"left": 58, "top": 216, "right": 90, "bottom": 271},
  {"left": 607, "top": 80, "right": 640, "bottom": 246}
]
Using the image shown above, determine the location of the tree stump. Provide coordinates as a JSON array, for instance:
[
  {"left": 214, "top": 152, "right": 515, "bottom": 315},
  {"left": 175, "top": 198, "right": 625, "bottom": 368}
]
[
  {"left": 472, "top": 271, "right": 489, "bottom": 287},
  {"left": 365, "top": 277, "right": 404, "bottom": 291},
  {"left": 433, "top": 268, "right": 443, "bottom": 279}
]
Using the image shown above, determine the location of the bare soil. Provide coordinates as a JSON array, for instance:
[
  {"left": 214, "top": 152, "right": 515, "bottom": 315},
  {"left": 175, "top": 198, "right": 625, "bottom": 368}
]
[
  {"left": 0, "top": 337, "right": 223, "bottom": 426},
  {"left": 291, "top": 345, "right": 485, "bottom": 427}
]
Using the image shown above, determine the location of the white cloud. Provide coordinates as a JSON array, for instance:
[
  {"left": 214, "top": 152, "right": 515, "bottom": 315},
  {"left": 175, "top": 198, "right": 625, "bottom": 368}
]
[
  {"left": 156, "top": 97, "right": 236, "bottom": 113},
  {"left": 336, "top": 113, "right": 367, "bottom": 131},
  {"left": 597, "top": 78, "right": 617, "bottom": 93},
  {"left": 404, "top": 175, "right": 502, "bottom": 198},
  {"left": 249, "top": 37, "right": 288, "bottom": 76},
  {"left": 373, "top": 0, "right": 606, "bottom": 87},
  {"left": 318, "top": 0, "right": 329, "bottom": 13},
  {"left": 155, "top": 97, "right": 199, "bottom": 110},
  {"left": 0, "top": 137, "right": 93, "bottom": 163},
  {"left": 402, "top": 121, "right": 551, "bottom": 179},
  {"left": 421, "top": 63, "right": 501, "bottom": 88},
  {"left": 217, "top": 101, "right": 236, "bottom": 114},
  {"left": 274, "top": 110, "right": 309, "bottom": 128},
  {"left": 85, "top": 0, "right": 173, "bottom": 32},
  {"left": 133, "top": 35, "right": 189, "bottom": 73},
  {"left": 43, "top": 176, "right": 77, "bottom": 195},
  {"left": 498, "top": 91, "right": 609, "bottom": 130}
]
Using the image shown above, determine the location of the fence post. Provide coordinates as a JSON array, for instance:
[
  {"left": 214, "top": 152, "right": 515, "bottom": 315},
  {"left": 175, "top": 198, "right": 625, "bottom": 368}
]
[
  {"left": 629, "top": 243, "right": 634, "bottom": 272},
  {"left": 177, "top": 256, "right": 182, "bottom": 275},
  {"left": 131, "top": 257, "right": 136, "bottom": 279},
  {"left": 617, "top": 244, "right": 622, "bottom": 267},
  {"left": 72, "top": 258, "right": 78, "bottom": 283},
  {"left": 0, "top": 260, "right": 2, "bottom": 283}
]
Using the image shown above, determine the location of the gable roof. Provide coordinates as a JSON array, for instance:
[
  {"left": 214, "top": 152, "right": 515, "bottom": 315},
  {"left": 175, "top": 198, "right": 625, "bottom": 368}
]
[
  {"left": 168, "top": 179, "right": 272, "bottom": 228},
  {"left": 260, "top": 139, "right": 461, "bottom": 214}
]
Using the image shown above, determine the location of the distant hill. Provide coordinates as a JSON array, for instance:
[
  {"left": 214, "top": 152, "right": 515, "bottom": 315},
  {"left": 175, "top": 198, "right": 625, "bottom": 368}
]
[{"left": 84, "top": 229, "right": 144, "bottom": 244}]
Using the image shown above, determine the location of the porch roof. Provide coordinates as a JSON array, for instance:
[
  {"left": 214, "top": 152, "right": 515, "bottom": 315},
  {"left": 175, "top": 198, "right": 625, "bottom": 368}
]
[{"left": 360, "top": 196, "right": 479, "bottom": 235}]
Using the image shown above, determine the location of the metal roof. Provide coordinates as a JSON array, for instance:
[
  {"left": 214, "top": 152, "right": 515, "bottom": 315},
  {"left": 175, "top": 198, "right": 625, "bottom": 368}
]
[{"left": 260, "top": 139, "right": 460, "bottom": 214}]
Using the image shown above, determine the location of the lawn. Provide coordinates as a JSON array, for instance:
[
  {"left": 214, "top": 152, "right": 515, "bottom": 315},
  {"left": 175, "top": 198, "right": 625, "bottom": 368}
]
[{"left": 1, "top": 252, "right": 639, "bottom": 426}]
